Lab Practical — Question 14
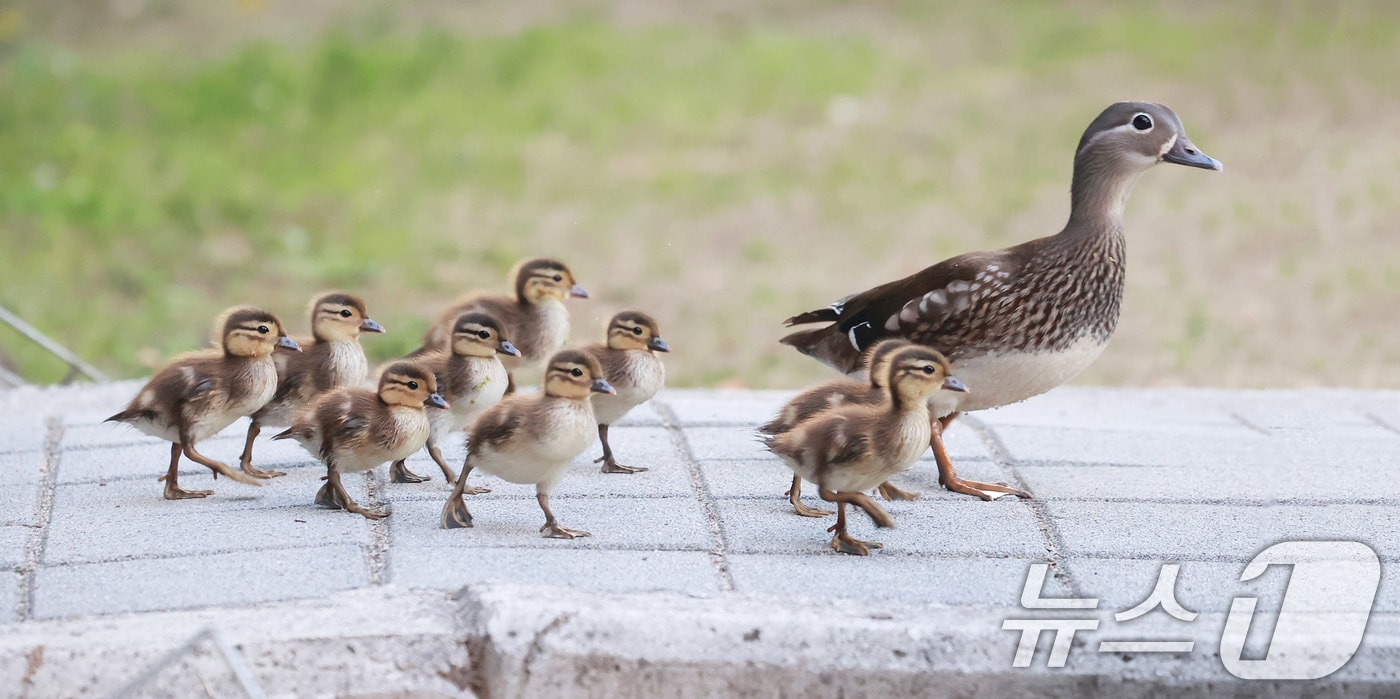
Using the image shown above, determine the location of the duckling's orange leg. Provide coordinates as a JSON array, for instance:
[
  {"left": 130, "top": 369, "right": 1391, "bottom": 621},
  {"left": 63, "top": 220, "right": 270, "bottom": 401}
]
[
  {"left": 427, "top": 439, "right": 458, "bottom": 482},
  {"left": 818, "top": 489, "right": 886, "bottom": 556},
  {"left": 929, "top": 420, "right": 1031, "bottom": 500},
  {"left": 787, "top": 475, "right": 833, "bottom": 517},
  {"left": 160, "top": 442, "right": 213, "bottom": 499},
  {"left": 315, "top": 464, "right": 386, "bottom": 519},
  {"left": 238, "top": 419, "right": 286, "bottom": 479},
  {"left": 441, "top": 456, "right": 476, "bottom": 529},
  {"left": 389, "top": 458, "right": 431, "bottom": 484},
  {"left": 454, "top": 460, "right": 492, "bottom": 495},
  {"left": 595, "top": 424, "right": 648, "bottom": 474},
  {"left": 876, "top": 481, "right": 922, "bottom": 501},
  {"left": 179, "top": 438, "right": 263, "bottom": 487},
  {"left": 537, "top": 492, "right": 590, "bottom": 539}
]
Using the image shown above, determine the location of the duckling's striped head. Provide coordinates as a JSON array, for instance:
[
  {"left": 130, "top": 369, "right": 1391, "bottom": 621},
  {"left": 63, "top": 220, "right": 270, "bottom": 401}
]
[
  {"left": 861, "top": 338, "right": 913, "bottom": 389},
  {"left": 217, "top": 306, "right": 298, "bottom": 358},
  {"left": 450, "top": 312, "right": 520, "bottom": 359},
  {"left": 544, "top": 349, "right": 614, "bottom": 400},
  {"left": 513, "top": 257, "right": 588, "bottom": 304},
  {"left": 605, "top": 311, "right": 670, "bottom": 353},
  {"left": 377, "top": 360, "right": 448, "bottom": 410},
  {"left": 884, "top": 344, "right": 967, "bottom": 406},
  {"left": 310, "top": 292, "right": 384, "bottom": 341}
]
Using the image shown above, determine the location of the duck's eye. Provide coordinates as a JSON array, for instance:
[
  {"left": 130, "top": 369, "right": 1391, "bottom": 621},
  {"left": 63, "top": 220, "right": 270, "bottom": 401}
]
[
  {"left": 257, "top": 325, "right": 270, "bottom": 334},
  {"left": 632, "top": 326, "right": 644, "bottom": 335},
  {"left": 477, "top": 330, "right": 491, "bottom": 339},
  {"left": 407, "top": 381, "right": 419, "bottom": 390},
  {"left": 552, "top": 274, "right": 563, "bottom": 282},
  {"left": 339, "top": 309, "right": 352, "bottom": 318},
  {"left": 1132, "top": 113, "right": 1153, "bottom": 131},
  {"left": 570, "top": 368, "right": 583, "bottom": 377},
  {"left": 922, "top": 365, "right": 936, "bottom": 375}
]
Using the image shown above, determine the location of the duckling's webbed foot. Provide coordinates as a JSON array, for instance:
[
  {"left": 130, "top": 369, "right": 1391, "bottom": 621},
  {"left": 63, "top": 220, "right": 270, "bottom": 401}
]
[
  {"left": 823, "top": 501, "right": 883, "bottom": 556},
  {"left": 537, "top": 493, "right": 590, "bottom": 539},
  {"left": 595, "top": 456, "right": 648, "bottom": 474},
  {"left": 316, "top": 467, "right": 387, "bottom": 519},
  {"left": 161, "top": 443, "right": 214, "bottom": 500},
  {"left": 877, "top": 481, "right": 921, "bottom": 501},
  {"left": 390, "top": 459, "right": 431, "bottom": 484},
  {"left": 241, "top": 463, "right": 286, "bottom": 479},
  {"left": 238, "top": 421, "right": 286, "bottom": 479},
  {"left": 788, "top": 475, "right": 833, "bottom": 518},
  {"left": 454, "top": 464, "right": 491, "bottom": 494},
  {"left": 441, "top": 494, "right": 474, "bottom": 529}
]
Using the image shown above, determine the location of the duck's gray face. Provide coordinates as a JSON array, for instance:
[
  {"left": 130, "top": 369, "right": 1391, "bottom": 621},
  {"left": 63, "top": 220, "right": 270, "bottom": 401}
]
[{"left": 1077, "top": 102, "right": 1223, "bottom": 173}]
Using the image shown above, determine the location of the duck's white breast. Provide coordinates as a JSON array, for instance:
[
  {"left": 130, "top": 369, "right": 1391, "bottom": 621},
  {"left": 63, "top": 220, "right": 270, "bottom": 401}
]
[{"left": 946, "top": 335, "right": 1108, "bottom": 414}]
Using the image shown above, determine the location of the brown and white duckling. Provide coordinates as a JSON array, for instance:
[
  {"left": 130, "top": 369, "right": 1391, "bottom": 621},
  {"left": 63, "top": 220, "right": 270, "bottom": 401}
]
[
  {"left": 273, "top": 361, "right": 448, "bottom": 519},
  {"left": 107, "top": 306, "right": 300, "bottom": 500},
  {"left": 759, "top": 339, "right": 910, "bottom": 517},
  {"left": 389, "top": 311, "right": 521, "bottom": 484},
  {"left": 441, "top": 349, "right": 616, "bottom": 538},
  {"left": 581, "top": 311, "right": 670, "bottom": 474},
  {"left": 763, "top": 343, "right": 968, "bottom": 556},
  {"left": 414, "top": 258, "right": 587, "bottom": 389},
  {"left": 238, "top": 292, "right": 385, "bottom": 479}
]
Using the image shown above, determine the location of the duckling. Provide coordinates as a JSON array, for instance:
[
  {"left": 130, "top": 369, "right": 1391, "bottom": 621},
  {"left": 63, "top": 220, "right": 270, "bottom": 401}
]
[
  {"left": 107, "top": 306, "right": 300, "bottom": 500},
  {"left": 581, "top": 311, "right": 670, "bottom": 474},
  {"left": 781, "top": 102, "right": 1219, "bottom": 500},
  {"left": 273, "top": 361, "right": 447, "bottom": 519},
  {"left": 414, "top": 258, "right": 587, "bottom": 390},
  {"left": 441, "top": 349, "right": 616, "bottom": 539},
  {"left": 388, "top": 311, "right": 522, "bottom": 484},
  {"left": 764, "top": 342, "right": 968, "bottom": 555},
  {"left": 237, "top": 293, "right": 385, "bottom": 479},
  {"left": 759, "top": 338, "right": 910, "bottom": 517}
]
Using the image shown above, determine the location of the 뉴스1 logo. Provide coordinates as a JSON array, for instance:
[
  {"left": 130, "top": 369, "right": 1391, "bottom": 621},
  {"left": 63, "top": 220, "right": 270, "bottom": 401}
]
[{"left": 1002, "top": 540, "right": 1380, "bottom": 680}]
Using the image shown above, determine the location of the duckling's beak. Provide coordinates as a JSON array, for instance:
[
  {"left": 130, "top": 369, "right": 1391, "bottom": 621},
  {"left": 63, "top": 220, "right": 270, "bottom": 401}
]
[
  {"left": 1162, "top": 136, "right": 1223, "bottom": 171},
  {"left": 942, "top": 376, "right": 969, "bottom": 393},
  {"left": 569, "top": 284, "right": 590, "bottom": 299},
  {"left": 359, "top": 318, "right": 386, "bottom": 333},
  {"left": 425, "top": 393, "right": 449, "bottom": 410},
  {"left": 277, "top": 336, "right": 302, "bottom": 352},
  {"left": 591, "top": 378, "right": 616, "bottom": 395},
  {"left": 648, "top": 337, "right": 672, "bottom": 353},
  {"left": 497, "top": 340, "right": 523, "bottom": 357}
]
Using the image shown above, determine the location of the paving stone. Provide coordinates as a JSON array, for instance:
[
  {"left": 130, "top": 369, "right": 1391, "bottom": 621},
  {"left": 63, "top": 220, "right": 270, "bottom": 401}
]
[
  {"left": 973, "top": 388, "right": 1241, "bottom": 430},
  {"left": 1019, "top": 459, "right": 1400, "bottom": 502},
  {"left": 388, "top": 496, "right": 713, "bottom": 552},
  {"left": 31, "top": 544, "right": 368, "bottom": 619},
  {"left": 610, "top": 400, "right": 664, "bottom": 427},
  {"left": 714, "top": 498, "right": 1045, "bottom": 558},
  {"left": 0, "top": 525, "right": 32, "bottom": 570},
  {"left": 0, "top": 480, "right": 41, "bottom": 530},
  {"left": 0, "top": 570, "right": 16, "bottom": 623},
  {"left": 989, "top": 424, "right": 1268, "bottom": 467},
  {"left": 0, "top": 450, "right": 46, "bottom": 486},
  {"left": 727, "top": 554, "right": 1059, "bottom": 607},
  {"left": 697, "top": 457, "right": 1007, "bottom": 500},
  {"left": 43, "top": 476, "right": 371, "bottom": 565},
  {"left": 392, "top": 547, "right": 720, "bottom": 596},
  {"left": 659, "top": 390, "right": 797, "bottom": 426},
  {"left": 0, "top": 411, "right": 46, "bottom": 454},
  {"left": 57, "top": 436, "right": 315, "bottom": 485}
]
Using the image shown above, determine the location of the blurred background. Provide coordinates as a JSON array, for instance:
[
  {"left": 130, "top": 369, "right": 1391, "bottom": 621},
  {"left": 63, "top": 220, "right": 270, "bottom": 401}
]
[{"left": 1, "top": 0, "right": 1397, "bottom": 389}]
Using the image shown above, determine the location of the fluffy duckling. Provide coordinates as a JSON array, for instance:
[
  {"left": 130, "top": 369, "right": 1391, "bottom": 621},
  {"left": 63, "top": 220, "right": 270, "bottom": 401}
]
[
  {"left": 273, "top": 361, "right": 448, "bottom": 519},
  {"left": 759, "top": 339, "right": 910, "bottom": 517},
  {"left": 764, "top": 342, "right": 968, "bottom": 555},
  {"left": 107, "top": 306, "right": 300, "bottom": 500},
  {"left": 414, "top": 258, "right": 587, "bottom": 389},
  {"left": 582, "top": 311, "right": 670, "bottom": 474},
  {"left": 389, "top": 312, "right": 521, "bottom": 484},
  {"left": 238, "top": 293, "right": 385, "bottom": 479},
  {"left": 441, "top": 349, "right": 616, "bottom": 539}
]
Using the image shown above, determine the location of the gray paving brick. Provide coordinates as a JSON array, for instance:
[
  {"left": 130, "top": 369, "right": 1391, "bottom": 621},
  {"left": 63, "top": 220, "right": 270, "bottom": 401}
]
[
  {"left": 989, "top": 424, "right": 1268, "bottom": 467},
  {"left": 714, "top": 498, "right": 1044, "bottom": 558},
  {"left": 697, "top": 457, "right": 1007, "bottom": 500},
  {"left": 973, "top": 388, "right": 1240, "bottom": 430},
  {"left": 1046, "top": 501, "right": 1400, "bottom": 562},
  {"left": 391, "top": 547, "right": 721, "bottom": 596},
  {"left": 659, "top": 390, "right": 796, "bottom": 426},
  {"left": 0, "top": 480, "right": 41, "bottom": 529},
  {"left": 683, "top": 421, "right": 995, "bottom": 463},
  {"left": 0, "top": 570, "right": 16, "bottom": 623},
  {"left": 728, "top": 554, "right": 1058, "bottom": 607},
  {"left": 32, "top": 544, "right": 368, "bottom": 619},
  {"left": 0, "top": 450, "right": 45, "bottom": 486},
  {"left": 57, "top": 436, "right": 314, "bottom": 485},
  {"left": 44, "top": 476, "right": 370, "bottom": 565},
  {"left": 388, "top": 496, "right": 713, "bottom": 551},
  {"left": 610, "top": 400, "right": 664, "bottom": 427},
  {"left": 1019, "top": 458, "right": 1400, "bottom": 502},
  {"left": 0, "top": 411, "right": 45, "bottom": 453},
  {"left": 0, "top": 525, "right": 31, "bottom": 570}
]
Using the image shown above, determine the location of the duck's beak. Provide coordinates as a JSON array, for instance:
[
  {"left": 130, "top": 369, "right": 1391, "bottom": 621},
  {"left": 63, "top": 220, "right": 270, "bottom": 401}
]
[
  {"left": 1162, "top": 135, "right": 1223, "bottom": 171},
  {"left": 359, "top": 318, "right": 386, "bottom": 333},
  {"left": 569, "top": 284, "right": 590, "bottom": 299},
  {"left": 277, "top": 336, "right": 302, "bottom": 352},
  {"left": 498, "top": 340, "right": 523, "bottom": 357},
  {"left": 425, "top": 393, "right": 449, "bottom": 410},
  {"left": 648, "top": 337, "right": 672, "bottom": 353},
  {"left": 942, "top": 376, "right": 969, "bottom": 393},
  {"left": 591, "top": 378, "right": 616, "bottom": 395}
]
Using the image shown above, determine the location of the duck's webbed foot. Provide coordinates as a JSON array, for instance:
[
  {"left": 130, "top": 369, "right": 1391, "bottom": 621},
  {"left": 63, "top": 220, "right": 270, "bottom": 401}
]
[
  {"left": 389, "top": 459, "right": 431, "bottom": 484},
  {"left": 877, "top": 481, "right": 921, "bottom": 501}
]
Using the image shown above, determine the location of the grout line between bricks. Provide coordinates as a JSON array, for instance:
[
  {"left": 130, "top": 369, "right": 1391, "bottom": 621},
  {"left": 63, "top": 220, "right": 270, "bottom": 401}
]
[
  {"left": 1367, "top": 412, "right": 1400, "bottom": 437},
  {"left": 960, "top": 414, "right": 1080, "bottom": 597},
  {"left": 1230, "top": 412, "right": 1271, "bottom": 436},
  {"left": 365, "top": 471, "right": 389, "bottom": 586},
  {"left": 653, "top": 400, "right": 736, "bottom": 593},
  {"left": 15, "top": 416, "right": 62, "bottom": 622}
]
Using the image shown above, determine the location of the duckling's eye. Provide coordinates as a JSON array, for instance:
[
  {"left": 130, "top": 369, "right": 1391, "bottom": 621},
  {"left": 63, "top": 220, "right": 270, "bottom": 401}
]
[
  {"left": 570, "top": 368, "right": 583, "bottom": 377},
  {"left": 407, "top": 381, "right": 419, "bottom": 390},
  {"left": 552, "top": 274, "right": 563, "bottom": 282},
  {"left": 632, "top": 326, "right": 644, "bottom": 335},
  {"left": 1132, "top": 113, "right": 1153, "bottom": 131},
  {"left": 257, "top": 325, "right": 270, "bottom": 335},
  {"left": 477, "top": 330, "right": 491, "bottom": 339},
  {"left": 922, "top": 365, "right": 936, "bottom": 375},
  {"left": 339, "top": 309, "right": 352, "bottom": 318}
]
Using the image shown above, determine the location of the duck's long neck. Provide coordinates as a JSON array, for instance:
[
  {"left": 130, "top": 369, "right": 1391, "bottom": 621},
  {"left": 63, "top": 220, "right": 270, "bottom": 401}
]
[{"left": 1065, "top": 152, "right": 1144, "bottom": 236}]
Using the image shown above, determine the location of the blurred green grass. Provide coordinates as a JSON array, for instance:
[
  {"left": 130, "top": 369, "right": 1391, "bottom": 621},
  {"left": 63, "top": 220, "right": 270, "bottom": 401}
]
[{"left": 2, "top": 1, "right": 1398, "bottom": 388}]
